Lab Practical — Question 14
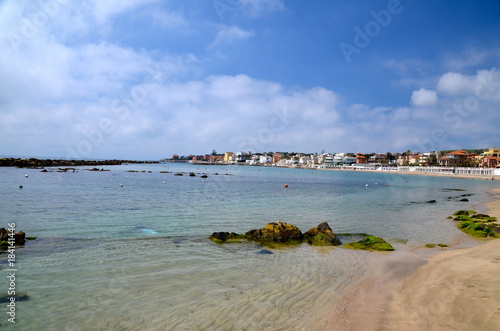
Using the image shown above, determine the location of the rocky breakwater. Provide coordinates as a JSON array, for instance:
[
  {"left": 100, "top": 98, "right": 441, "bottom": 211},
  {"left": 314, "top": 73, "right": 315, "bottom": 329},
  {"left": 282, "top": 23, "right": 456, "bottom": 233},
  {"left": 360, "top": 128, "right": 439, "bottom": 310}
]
[
  {"left": 210, "top": 221, "right": 393, "bottom": 251},
  {"left": 0, "top": 158, "right": 158, "bottom": 168}
]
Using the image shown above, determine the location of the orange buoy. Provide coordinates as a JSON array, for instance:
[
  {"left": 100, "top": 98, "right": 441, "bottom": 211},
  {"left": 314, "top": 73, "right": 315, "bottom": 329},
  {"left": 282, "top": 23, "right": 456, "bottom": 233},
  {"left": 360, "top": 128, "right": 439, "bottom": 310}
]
[{"left": 284, "top": 184, "right": 289, "bottom": 188}]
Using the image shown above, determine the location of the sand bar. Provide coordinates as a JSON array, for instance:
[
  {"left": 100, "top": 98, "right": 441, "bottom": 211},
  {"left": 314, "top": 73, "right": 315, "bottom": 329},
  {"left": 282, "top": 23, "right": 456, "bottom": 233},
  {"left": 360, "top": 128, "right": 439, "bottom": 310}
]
[{"left": 341, "top": 188, "right": 500, "bottom": 331}]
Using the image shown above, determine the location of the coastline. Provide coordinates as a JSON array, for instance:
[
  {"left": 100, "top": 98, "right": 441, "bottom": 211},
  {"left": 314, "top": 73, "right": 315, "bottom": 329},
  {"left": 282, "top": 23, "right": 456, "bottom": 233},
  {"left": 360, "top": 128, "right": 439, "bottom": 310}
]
[
  {"left": 318, "top": 167, "right": 499, "bottom": 181},
  {"left": 341, "top": 187, "right": 500, "bottom": 331}
]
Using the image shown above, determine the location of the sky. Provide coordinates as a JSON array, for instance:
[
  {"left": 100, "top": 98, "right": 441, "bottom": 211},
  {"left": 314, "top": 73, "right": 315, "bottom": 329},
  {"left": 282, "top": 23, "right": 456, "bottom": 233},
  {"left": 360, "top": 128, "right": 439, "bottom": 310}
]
[{"left": 0, "top": 0, "right": 499, "bottom": 160}]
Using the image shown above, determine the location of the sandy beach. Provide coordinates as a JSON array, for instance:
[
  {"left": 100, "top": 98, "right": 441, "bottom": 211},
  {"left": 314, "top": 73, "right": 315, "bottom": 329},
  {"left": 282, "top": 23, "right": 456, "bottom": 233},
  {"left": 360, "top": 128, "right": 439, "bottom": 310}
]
[
  {"left": 344, "top": 188, "right": 500, "bottom": 331},
  {"left": 319, "top": 167, "right": 499, "bottom": 181}
]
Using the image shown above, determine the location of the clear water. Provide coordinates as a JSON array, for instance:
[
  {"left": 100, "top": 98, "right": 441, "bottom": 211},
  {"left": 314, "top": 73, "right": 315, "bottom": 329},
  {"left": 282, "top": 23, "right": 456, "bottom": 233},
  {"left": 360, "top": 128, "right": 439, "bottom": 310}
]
[{"left": 0, "top": 164, "right": 497, "bottom": 330}]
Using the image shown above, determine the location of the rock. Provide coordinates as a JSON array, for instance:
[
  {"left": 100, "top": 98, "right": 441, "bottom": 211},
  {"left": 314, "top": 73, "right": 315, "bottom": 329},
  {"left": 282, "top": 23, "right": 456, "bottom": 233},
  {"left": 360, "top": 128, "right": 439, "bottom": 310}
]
[
  {"left": 209, "top": 232, "right": 246, "bottom": 244},
  {"left": 453, "top": 210, "right": 470, "bottom": 216},
  {"left": 0, "top": 229, "right": 27, "bottom": 246},
  {"left": 189, "top": 172, "right": 196, "bottom": 177},
  {"left": 344, "top": 235, "right": 394, "bottom": 251},
  {"left": 245, "top": 221, "right": 303, "bottom": 243},
  {"left": 14, "top": 231, "right": 26, "bottom": 245},
  {"left": 175, "top": 173, "right": 183, "bottom": 176},
  {"left": 201, "top": 175, "right": 208, "bottom": 178},
  {"left": 459, "top": 198, "right": 469, "bottom": 202},
  {"left": 257, "top": 249, "right": 273, "bottom": 255},
  {"left": 426, "top": 200, "right": 437, "bottom": 203},
  {"left": 0, "top": 293, "right": 29, "bottom": 303},
  {"left": 304, "top": 222, "right": 341, "bottom": 246}
]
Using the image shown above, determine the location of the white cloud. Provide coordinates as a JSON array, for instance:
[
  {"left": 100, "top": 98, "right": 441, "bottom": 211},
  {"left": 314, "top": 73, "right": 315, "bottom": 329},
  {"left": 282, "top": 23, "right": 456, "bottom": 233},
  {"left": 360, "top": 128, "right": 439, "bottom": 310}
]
[
  {"left": 240, "top": 0, "right": 285, "bottom": 17},
  {"left": 443, "top": 47, "right": 500, "bottom": 71},
  {"left": 411, "top": 88, "right": 438, "bottom": 107},
  {"left": 436, "top": 69, "right": 500, "bottom": 100},
  {"left": 92, "top": 0, "right": 159, "bottom": 23},
  {"left": 209, "top": 25, "right": 254, "bottom": 49}
]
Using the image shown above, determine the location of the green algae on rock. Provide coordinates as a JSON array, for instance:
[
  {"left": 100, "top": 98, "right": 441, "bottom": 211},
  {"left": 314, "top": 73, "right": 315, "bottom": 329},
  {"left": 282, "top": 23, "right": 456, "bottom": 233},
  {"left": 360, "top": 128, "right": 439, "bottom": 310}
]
[
  {"left": 245, "top": 221, "right": 303, "bottom": 244},
  {"left": 449, "top": 210, "right": 500, "bottom": 238},
  {"left": 209, "top": 221, "right": 342, "bottom": 247},
  {"left": 303, "top": 222, "right": 341, "bottom": 246},
  {"left": 343, "top": 235, "right": 395, "bottom": 251}
]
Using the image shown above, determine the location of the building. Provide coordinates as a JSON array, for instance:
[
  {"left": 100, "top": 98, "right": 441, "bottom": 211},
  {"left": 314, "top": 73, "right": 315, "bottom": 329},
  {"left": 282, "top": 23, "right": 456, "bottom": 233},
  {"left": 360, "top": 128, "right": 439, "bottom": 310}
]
[
  {"left": 272, "top": 153, "right": 282, "bottom": 164},
  {"left": 223, "top": 152, "right": 234, "bottom": 163},
  {"left": 484, "top": 148, "right": 500, "bottom": 158},
  {"left": 356, "top": 153, "right": 367, "bottom": 164},
  {"left": 409, "top": 155, "right": 420, "bottom": 165},
  {"left": 480, "top": 156, "right": 500, "bottom": 168},
  {"left": 438, "top": 150, "right": 469, "bottom": 167}
]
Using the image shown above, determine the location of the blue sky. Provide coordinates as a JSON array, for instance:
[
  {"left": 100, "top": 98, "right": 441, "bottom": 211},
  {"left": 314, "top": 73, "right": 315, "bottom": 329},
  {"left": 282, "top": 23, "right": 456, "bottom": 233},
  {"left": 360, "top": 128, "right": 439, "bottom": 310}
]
[{"left": 0, "top": 0, "right": 499, "bottom": 160}]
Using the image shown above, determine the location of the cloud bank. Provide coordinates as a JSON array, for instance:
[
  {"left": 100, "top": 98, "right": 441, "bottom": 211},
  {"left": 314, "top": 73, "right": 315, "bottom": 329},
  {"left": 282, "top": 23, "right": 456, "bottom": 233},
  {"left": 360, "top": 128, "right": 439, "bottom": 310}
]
[{"left": 0, "top": 1, "right": 499, "bottom": 159}]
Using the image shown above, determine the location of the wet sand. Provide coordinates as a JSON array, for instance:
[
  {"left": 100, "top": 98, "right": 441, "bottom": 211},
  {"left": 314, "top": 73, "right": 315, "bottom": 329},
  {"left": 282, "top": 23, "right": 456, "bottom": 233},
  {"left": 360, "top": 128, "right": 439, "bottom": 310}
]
[{"left": 341, "top": 188, "right": 500, "bottom": 331}]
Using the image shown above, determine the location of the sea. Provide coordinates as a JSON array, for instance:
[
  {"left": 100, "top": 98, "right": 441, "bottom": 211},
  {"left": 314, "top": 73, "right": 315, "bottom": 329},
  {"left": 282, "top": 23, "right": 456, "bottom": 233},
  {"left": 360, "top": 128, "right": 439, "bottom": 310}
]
[{"left": 0, "top": 163, "right": 497, "bottom": 330}]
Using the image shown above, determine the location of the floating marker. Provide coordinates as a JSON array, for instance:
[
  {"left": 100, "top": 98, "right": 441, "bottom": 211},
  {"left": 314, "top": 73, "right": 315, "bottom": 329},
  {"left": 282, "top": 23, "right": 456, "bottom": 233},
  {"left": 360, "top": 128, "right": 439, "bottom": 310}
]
[
  {"left": 163, "top": 181, "right": 166, "bottom": 184},
  {"left": 120, "top": 184, "right": 123, "bottom": 187},
  {"left": 365, "top": 184, "right": 369, "bottom": 187},
  {"left": 25, "top": 174, "right": 28, "bottom": 178},
  {"left": 284, "top": 184, "right": 289, "bottom": 188},
  {"left": 19, "top": 185, "right": 23, "bottom": 189}
]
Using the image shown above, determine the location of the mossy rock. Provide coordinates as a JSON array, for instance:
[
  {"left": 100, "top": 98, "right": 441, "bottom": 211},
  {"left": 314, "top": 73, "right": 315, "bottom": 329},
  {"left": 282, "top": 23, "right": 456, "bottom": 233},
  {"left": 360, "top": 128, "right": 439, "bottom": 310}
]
[
  {"left": 453, "top": 215, "right": 470, "bottom": 222},
  {"left": 303, "top": 222, "right": 341, "bottom": 246},
  {"left": 245, "top": 221, "right": 303, "bottom": 244},
  {"left": 26, "top": 236, "right": 37, "bottom": 240},
  {"left": 453, "top": 210, "right": 470, "bottom": 216},
  {"left": 457, "top": 221, "right": 499, "bottom": 238},
  {"left": 209, "top": 232, "right": 247, "bottom": 244},
  {"left": 344, "top": 236, "right": 394, "bottom": 251},
  {"left": 425, "top": 243, "right": 448, "bottom": 248},
  {"left": 470, "top": 214, "right": 497, "bottom": 223}
]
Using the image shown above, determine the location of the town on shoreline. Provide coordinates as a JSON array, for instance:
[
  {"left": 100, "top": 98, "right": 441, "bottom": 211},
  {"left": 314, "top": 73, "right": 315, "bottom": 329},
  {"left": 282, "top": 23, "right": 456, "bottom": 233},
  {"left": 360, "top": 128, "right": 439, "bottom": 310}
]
[
  {"left": 2, "top": 148, "right": 499, "bottom": 178},
  {"left": 164, "top": 148, "right": 500, "bottom": 168}
]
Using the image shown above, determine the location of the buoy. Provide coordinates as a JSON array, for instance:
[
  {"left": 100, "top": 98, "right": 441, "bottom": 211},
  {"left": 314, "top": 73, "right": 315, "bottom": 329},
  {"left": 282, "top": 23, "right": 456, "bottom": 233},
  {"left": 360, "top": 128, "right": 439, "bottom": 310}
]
[
  {"left": 163, "top": 181, "right": 166, "bottom": 184},
  {"left": 284, "top": 184, "right": 289, "bottom": 188},
  {"left": 365, "top": 184, "right": 368, "bottom": 187},
  {"left": 19, "top": 185, "right": 23, "bottom": 189},
  {"left": 120, "top": 184, "right": 123, "bottom": 187},
  {"left": 25, "top": 174, "right": 28, "bottom": 178}
]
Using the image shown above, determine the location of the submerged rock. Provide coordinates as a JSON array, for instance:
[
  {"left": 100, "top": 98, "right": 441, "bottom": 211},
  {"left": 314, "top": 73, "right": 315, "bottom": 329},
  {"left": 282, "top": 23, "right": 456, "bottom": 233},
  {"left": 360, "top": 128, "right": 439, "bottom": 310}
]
[
  {"left": 209, "top": 232, "right": 247, "bottom": 244},
  {"left": 304, "top": 222, "right": 341, "bottom": 246},
  {"left": 344, "top": 236, "right": 394, "bottom": 251}
]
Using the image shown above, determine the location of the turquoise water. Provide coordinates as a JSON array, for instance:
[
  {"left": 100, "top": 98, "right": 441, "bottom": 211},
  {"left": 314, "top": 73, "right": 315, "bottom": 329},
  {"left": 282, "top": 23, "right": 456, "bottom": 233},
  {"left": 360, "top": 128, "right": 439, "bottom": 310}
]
[{"left": 0, "top": 164, "right": 497, "bottom": 330}]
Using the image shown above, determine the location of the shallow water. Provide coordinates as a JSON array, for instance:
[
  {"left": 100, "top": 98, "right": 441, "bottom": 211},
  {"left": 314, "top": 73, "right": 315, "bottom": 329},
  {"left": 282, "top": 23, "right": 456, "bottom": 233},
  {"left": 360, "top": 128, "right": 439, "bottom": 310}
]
[{"left": 0, "top": 164, "right": 497, "bottom": 330}]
